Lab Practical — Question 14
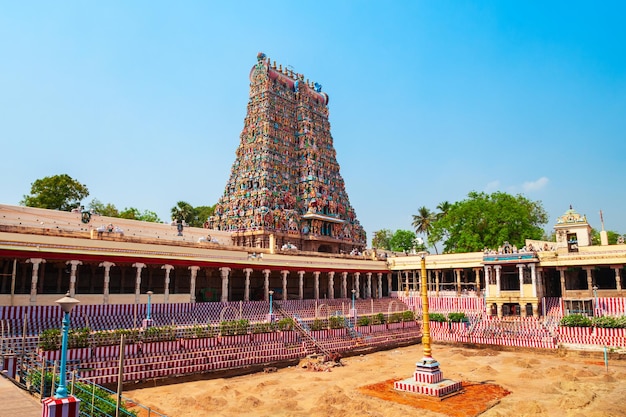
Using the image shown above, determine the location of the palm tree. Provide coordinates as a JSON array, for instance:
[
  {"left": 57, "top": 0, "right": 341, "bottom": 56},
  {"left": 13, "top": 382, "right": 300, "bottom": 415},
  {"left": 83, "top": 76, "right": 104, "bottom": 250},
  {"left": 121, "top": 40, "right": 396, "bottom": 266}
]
[
  {"left": 412, "top": 206, "right": 439, "bottom": 254},
  {"left": 436, "top": 201, "right": 451, "bottom": 221},
  {"left": 171, "top": 201, "right": 195, "bottom": 224}
]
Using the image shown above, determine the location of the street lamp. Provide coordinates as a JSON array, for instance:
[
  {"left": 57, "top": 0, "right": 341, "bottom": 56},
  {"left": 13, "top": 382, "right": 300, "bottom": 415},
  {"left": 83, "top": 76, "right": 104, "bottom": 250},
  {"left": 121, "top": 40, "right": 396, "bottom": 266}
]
[
  {"left": 55, "top": 292, "right": 80, "bottom": 399},
  {"left": 146, "top": 291, "right": 154, "bottom": 321},
  {"left": 269, "top": 290, "right": 274, "bottom": 315},
  {"left": 592, "top": 285, "right": 598, "bottom": 316}
]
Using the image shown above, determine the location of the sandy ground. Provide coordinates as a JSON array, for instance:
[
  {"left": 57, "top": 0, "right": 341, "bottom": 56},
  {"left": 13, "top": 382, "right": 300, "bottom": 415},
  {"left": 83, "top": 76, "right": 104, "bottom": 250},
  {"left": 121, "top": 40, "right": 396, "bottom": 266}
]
[{"left": 125, "top": 343, "right": 626, "bottom": 417}]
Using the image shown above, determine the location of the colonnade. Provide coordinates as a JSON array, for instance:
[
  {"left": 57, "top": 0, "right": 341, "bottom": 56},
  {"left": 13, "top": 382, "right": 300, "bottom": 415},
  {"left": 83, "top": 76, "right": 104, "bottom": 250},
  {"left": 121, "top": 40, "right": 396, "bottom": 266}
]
[{"left": 19, "top": 257, "right": 391, "bottom": 305}]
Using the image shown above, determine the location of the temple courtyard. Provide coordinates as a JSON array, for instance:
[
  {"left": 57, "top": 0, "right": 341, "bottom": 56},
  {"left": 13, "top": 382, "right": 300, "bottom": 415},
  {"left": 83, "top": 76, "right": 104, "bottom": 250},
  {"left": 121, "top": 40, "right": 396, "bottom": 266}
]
[{"left": 125, "top": 343, "right": 626, "bottom": 417}]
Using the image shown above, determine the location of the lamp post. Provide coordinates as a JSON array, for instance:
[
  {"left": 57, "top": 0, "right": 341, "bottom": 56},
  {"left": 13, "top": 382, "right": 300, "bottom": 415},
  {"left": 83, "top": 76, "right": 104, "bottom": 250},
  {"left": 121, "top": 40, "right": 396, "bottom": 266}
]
[
  {"left": 269, "top": 290, "right": 274, "bottom": 315},
  {"left": 146, "top": 291, "right": 154, "bottom": 320},
  {"left": 592, "top": 285, "right": 598, "bottom": 316},
  {"left": 55, "top": 292, "right": 80, "bottom": 399},
  {"left": 350, "top": 289, "right": 357, "bottom": 320}
]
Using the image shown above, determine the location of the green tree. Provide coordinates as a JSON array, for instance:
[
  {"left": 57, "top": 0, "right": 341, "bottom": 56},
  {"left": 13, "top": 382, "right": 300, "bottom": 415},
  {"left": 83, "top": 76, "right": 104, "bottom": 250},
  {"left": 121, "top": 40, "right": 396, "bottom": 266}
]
[
  {"left": 193, "top": 205, "right": 216, "bottom": 227},
  {"left": 591, "top": 229, "right": 622, "bottom": 245},
  {"left": 171, "top": 201, "right": 195, "bottom": 223},
  {"left": 372, "top": 229, "right": 393, "bottom": 250},
  {"left": 119, "top": 207, "right": 161, "bottom": 223},
  {"left": 390, "top": 229, "right": 417, "bottom": 253},
  {"left": 411, "top": 206, "right": 438, "bottom": 254},
  {"left": 88, "top": 199, "right": 119, "bottom": 217},
  {"left": 431, "top": 191, "right": 548, "bottom": 253},
  {"left": 436, "top": 201, "right": 451, "bottom": 220},
  {"left": 21, "top": 174, "right": 89, "bottom": 211}
]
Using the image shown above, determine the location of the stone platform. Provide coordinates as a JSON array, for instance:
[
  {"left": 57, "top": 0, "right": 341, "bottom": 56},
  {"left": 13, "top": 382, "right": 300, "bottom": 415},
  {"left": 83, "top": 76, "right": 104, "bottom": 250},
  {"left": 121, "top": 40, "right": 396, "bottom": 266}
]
[{"left": 394, "top": 358, "right": 462, "bottom": 397}]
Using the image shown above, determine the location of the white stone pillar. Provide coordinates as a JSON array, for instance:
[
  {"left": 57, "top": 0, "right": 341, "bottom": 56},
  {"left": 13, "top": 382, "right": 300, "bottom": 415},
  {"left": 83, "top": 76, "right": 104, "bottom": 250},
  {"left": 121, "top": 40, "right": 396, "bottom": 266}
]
[
  {"left": 262, "top": 269, "right": 271, "bottom": 301},
  {"left": 99, "top": 261, "right": 115, "bottom": 304},
  {"left": 366, "top": 272, "right": 372, "bottom": 299},
  {"left": 342, "top": 272, "right": 348, "bottom": 298},
  {"left": 354, "top": 272, "right": 361, "bottom": 299},
  {"left": 530, "top": 263, "right": 537, "bottom": 297},
  {"left": 484, "top": 266, "right": 491, "bottom": 297},
  {"left": 559, "top": 268, "right": 567, "bottom": 295},
  {"left": 243, "top": 268, "right": 253, "bottom": 301},
  {"left": 328, "top": 271, "right": 335, "bottom": 299},
  {"left": 474, "top": 268, "right": 481, "bottom": 293},
  {"left": 219, "top": 267, "right": 231, "bottom": 302},
  {"left": 298, "top": 271, "right": 305, "bottom": 300},
  {"left": 189, "top": 266, "right": 200, "bottom": 303},
  {"left": 404, "top": 271, "right": 409, "bottom": 294},
  {"left": 494, "top": 265, "right": 502, "bottom": 297},
  {"left": 313, "top": 271, "right": 320, "bottom": 300},
  {"left": 585, "top": 267, "right": 594, "bottom": 291},
  {"left": 536, "top": 267, "right": 543, "bottom": 299},
  {"left": 613, "top": 266, "right": 622, "bottom": 291},
  {"left": 66, "top": 260, "right": 82, "bottom": 297},
  {"left": 517, "top": 264, "right": 525, "bottom": 298},
  {"left": 161, "top": 264, "right": 174, "bottom": 303},
  {"left": 377, "top": 273, "right": 383, "bottom": 299},
  {"left": 455, "top": 269, "right": 462, "bottom": 295},
  {"left": 435, "top": 270, "right": 440, "bottom": 296},
  {"left": 387, "top": 272, "right": 392, "bottom": 297},
  {"left": 281, "top": 270, "right": 290, "bottom": 300},
  {"left": 132, "top": 262, "right": 146, "bottom": 304},
  {"left": 27, "top": 258, "right": 45, "bottom": 305}
]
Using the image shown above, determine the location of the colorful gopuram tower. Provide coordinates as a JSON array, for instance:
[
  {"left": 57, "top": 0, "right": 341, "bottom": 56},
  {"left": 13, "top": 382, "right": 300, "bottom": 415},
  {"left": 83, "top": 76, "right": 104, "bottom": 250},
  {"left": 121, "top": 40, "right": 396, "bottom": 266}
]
[{"left": 208, "top": 52, "right": 366, "bottom": 254}]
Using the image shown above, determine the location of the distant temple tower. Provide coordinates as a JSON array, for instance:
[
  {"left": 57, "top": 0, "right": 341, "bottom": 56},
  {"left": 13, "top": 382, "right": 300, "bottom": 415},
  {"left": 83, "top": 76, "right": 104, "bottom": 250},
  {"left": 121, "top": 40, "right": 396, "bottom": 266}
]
[{"left": 208, "top": 52, "right": 366, "bottom": 253}]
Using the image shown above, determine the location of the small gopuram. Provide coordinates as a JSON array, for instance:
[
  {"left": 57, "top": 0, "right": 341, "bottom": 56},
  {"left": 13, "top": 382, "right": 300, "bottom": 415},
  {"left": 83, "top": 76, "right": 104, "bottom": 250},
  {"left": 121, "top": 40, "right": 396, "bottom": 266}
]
[
  {"left": 208, "top": 52, "right": 366, "bottom": 254},
  {"left": 554, "top": 205, "right": 592, "bottom": 252}
]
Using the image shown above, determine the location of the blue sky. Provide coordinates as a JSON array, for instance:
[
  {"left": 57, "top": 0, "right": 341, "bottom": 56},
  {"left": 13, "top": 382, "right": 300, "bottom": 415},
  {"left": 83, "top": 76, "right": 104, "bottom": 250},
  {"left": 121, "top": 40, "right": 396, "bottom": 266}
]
[{"left": 2, "top": 1, "right": 625, "bottom": 244}]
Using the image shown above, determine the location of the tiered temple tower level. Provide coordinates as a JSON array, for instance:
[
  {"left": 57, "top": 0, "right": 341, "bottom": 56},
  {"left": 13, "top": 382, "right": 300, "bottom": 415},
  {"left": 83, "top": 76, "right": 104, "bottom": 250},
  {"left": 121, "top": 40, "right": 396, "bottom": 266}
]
[{"left": 209, "top": 53, "right": 365, "bottom": 253}]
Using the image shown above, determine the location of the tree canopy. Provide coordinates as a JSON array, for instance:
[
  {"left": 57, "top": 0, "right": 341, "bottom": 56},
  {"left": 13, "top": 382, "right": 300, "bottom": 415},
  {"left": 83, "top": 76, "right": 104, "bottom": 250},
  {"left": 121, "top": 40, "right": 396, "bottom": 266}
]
[
  {"left": 171, "top": 201, "right": 216, "bottom": 227},
  {"left": 21, "top": 174, "right": 89, "bottom": 211},
  {"left": 372, "top": 229, "right": 393, "bottom": 250},
  {"left": 427, "top": 191, "right": 548, "bottom": 253}
]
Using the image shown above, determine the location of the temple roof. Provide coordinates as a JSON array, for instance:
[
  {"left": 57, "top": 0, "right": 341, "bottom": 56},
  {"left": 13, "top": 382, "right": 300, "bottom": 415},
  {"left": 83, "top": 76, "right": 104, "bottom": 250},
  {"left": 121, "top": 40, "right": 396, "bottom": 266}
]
[{"left": 555, "top": 205, "right": 588, "bottom": 226}]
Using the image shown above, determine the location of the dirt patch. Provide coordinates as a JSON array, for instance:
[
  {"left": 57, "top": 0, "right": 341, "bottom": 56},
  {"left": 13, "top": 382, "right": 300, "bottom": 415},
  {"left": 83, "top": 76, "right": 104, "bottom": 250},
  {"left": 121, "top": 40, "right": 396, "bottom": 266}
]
[{"left": 358, "top": 379, "right": 510, "bottom": 417}]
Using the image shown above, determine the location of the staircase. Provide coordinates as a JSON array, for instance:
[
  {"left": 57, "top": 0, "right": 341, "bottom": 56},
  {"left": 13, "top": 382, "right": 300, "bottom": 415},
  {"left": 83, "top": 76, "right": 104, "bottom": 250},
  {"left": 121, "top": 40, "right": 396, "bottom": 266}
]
[
  {"left": 335, "top": 311, "right": 362, "bottom": 340},
  {"left": 272, "top": 303, "right": 333, "bottom": 358}
]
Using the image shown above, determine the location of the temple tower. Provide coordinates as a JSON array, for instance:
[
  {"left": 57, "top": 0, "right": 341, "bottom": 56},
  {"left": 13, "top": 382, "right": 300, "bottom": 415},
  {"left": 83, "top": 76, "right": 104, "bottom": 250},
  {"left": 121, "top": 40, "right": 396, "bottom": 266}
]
[{"left": 208, "top": 53, "right": 365, "bottom": 254}]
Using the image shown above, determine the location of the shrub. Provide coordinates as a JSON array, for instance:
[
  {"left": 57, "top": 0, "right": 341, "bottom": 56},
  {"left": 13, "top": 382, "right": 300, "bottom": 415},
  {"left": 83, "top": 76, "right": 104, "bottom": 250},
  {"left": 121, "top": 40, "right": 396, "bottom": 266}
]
[
  {"left": 357, "top": 316, "right": 370, "bottom": 326},
  {"left": 220, "top": 319, "right": 249, "bottom": 335},
  {"left": 252, "top": 322, "right": 274, "bottom": 334},
  {"left": 328, "top": 315, "right": 345, "bottom": 329},
  {"left": 447, "top": 312, "right": 467, "bottom": 323},
  {"left": 310, "top": 319, "right": 325, "bottom": 331},
  {"left": 38, "top": 328, "right": 61, "bottom": 351},
  {"left": 114, "top": 328, "right": 141, "bottom": 344},
  {"left": 592, "top": 316, "right": 626, "bottom": 328},
  {"left": 190, "top": 324, "right": 215, "bottom": 338},
  {"left": 27, "top": 371, "right": 137, "bottom": 416},
  {"left": 372, "top": 312, "right": 385, "bottom": 325},
  {"left": 402, "top": 310, "right": 415, "bottom": 322},
  {"left": 277, "top": 317, "right": 294, "bottom": 331},
  {"left": 69, "top": 327, "right": 90, "bottom": 348},
  {"left": 388, "top": 313, "right": 403, "bottom": 324},
  {"left": 429, "top": 313, "right": 447, "bottom": 323},
  {"left": 560, "top": 314, "right": 592, "bottom": 327}
]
